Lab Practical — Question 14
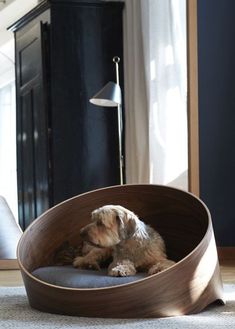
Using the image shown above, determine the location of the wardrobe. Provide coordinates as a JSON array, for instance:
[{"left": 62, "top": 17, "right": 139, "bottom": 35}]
[{"left": 9, "top": 0, "right": 124, "bottom": 229}]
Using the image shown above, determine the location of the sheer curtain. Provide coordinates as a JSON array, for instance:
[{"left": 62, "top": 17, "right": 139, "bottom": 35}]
[
  {"left": 123, "top": 0, "right": 188, "bottom": 190},
  {"left": 123, "top": 0, "right": 150, "bottom": 183}
]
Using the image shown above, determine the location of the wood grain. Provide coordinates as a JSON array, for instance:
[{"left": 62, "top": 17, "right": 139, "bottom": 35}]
[
  {"left": 17, "top": 184, "right": 224, "bottom": 318},
  {"left": 187, "top": 0, "right": 200, "bottom": 197},
  {"left": 220, "top": 260, "right": 235, "bottom": 284},
  {"left": 0, "top": 260, "right": 19, "bottom": 270}
]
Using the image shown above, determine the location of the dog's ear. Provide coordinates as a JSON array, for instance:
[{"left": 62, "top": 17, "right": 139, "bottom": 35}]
[
  {"left": 126, "top": 216, "right": 137, "bottom": 238},
  {"left": 116, "top": 212, "right": 137, "bottom": 240}
]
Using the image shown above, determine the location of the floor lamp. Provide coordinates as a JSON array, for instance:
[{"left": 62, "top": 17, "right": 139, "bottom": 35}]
[{"left": 89, "top": 56, "right": 124, "bottom": 185}]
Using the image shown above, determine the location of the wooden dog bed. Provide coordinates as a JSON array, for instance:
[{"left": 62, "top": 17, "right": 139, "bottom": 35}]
[{"left": 17, "top": 184, "right": 224, "bottom": 318}]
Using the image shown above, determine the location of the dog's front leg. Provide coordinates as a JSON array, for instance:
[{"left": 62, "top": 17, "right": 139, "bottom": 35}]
[
  {"left": 108, "top": 259, "right": 137, "bottom": 277},
  {"left": 73, "top": 255, "right": 101, "bottom": 271},
  {"left": 73, "top": 246, "right": 111, "bottom": 271}
]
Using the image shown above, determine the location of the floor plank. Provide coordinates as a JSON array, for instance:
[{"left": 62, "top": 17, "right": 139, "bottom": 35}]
[{"left": 220, "top": 260, "right": 235, "bottom": 284}]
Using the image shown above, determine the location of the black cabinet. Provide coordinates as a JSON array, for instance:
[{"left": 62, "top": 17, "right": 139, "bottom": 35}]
[{"left": 10, "top": 0, "right": 124, "bottom": 230}]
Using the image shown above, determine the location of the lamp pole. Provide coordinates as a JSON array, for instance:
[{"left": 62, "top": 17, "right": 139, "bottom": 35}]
[
  {"left": 113, "top": 56, "right": 123, "bottom": 185},
  {"left": 89, "top": 56, "right": 124, "bottom": 185}
]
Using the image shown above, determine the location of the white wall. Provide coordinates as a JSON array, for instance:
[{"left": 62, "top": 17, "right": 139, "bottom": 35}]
[{"left": 0, "top": 0, "right": 38, "bottom": 47}]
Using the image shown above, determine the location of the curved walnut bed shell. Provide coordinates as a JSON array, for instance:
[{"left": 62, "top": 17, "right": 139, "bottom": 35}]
[{"left": 17, "top": 184, "right": 224, "bottom": 318}]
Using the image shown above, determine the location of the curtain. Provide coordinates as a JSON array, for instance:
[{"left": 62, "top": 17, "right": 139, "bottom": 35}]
[
  {"left": 123, "top": 0, "right": 150, "bottom": 183},
  {"left": 123, "top": 0, "right": 188, "bottom": 190}
]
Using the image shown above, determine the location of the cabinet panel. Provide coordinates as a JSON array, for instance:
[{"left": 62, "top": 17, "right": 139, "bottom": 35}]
[
  {"left": 32, "top": 83, "right": 49, "bottom": 217},
  {"left": 18, "top": 83, "right": 49, "bottom": 228},
  {"left": 20, "top": 90, "right": 36, "bottom": 227},
  {"left": 19, "top": 35, "right": 41, "bottom": 86}
]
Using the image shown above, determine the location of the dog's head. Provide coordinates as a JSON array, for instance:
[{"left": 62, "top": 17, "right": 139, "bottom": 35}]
[{"left": 80, "top": 205, "right": 139, "bottom": 248}]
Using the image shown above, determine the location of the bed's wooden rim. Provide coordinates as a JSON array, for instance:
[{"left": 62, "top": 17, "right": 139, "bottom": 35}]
[{"left": 17, "top": 184, "right": 212, "bottom": 292}]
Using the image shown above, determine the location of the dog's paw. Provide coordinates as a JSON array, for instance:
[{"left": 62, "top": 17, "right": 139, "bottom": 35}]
[
  {"left": 73, "top": 256, "right": 101, "bottom": 271},
  {"left": 108, "top": 264, "right": 136, "bottom": 277},
  {"left": 148, "top": 259, "right": 175, "bottom": 275}
]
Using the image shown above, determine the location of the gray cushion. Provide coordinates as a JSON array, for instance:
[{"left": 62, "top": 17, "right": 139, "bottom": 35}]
[{"left": 32, "top": 266, "right": 148, "bottom": 288}]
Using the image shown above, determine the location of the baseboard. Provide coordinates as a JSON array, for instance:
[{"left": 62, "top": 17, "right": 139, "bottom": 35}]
[
  {"left": 0, "top": 259, "right": 19, "bottom": 270},
  {"left": 217, "top": 247, "right": 235, "bottom": 261}
]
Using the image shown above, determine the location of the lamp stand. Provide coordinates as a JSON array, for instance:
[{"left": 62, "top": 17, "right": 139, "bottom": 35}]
[
  {"left": 89, "top": 56, "right": 124, "bottom": 185},
  {"left": 113, "top": 56, "right": 124, "bottom": 185}
]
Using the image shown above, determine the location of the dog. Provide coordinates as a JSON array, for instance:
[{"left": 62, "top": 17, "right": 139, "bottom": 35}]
[{"left": 73, "top": 205, "right": 175, "bottom": 276}]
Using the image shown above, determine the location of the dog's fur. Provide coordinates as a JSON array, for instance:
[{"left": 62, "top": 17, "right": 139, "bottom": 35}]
[{"left": 73, "top": 205, "right": 175, "bottom": 276}]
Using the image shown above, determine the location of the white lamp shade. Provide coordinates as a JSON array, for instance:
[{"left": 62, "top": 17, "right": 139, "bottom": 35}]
[{"left": 89, "top": 81, "right": 121, "bottom": 107}]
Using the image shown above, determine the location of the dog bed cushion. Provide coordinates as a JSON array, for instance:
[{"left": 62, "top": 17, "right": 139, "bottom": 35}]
[{"left": 32, "top": 266, "right": 148, "bottom": 288}]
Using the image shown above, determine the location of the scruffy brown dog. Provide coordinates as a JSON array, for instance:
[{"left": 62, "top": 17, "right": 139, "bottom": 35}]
[{"left": 73, "top": 205, "right": 175, "bottom": 276}]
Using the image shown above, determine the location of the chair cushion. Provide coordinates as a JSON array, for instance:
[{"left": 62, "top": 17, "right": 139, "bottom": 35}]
[{"left": 32, "top": 266, "right": 148, "bottom": 288}]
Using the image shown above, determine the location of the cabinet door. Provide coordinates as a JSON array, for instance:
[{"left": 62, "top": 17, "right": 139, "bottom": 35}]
[{"left": 16, "top": 16, "right": 50, "bottom": 229}]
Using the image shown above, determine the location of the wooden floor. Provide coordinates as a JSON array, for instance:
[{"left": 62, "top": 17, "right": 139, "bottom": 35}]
[
  {"left": 220, "top": 260, "right": 235, "bottom": 284},
  {"left": 0, "top": 260, "right": 234, "bottom": 287},
  {"left": 0, "top": 268, "right": 23, "bottom": 287}
]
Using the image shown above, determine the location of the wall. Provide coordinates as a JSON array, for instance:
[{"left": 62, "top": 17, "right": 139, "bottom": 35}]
[
  {"left": 0, "top": 0, "right": 38, "bottom": 47},
  {"left": 197, "top": 0, "right": 235, "bottom": 246}
]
